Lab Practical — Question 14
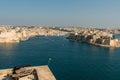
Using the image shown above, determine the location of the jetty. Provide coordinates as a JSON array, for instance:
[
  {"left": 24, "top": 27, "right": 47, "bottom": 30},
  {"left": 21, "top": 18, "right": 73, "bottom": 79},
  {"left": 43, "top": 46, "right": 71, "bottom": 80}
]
[{"left": 0, "top": 65, "right": 56, "bottom": 80}]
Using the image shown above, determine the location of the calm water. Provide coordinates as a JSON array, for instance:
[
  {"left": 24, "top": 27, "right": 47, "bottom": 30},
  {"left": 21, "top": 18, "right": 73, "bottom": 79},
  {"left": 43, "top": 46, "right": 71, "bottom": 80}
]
[{"left": 0, "top": 36, "right": 120, "bottom": 80}]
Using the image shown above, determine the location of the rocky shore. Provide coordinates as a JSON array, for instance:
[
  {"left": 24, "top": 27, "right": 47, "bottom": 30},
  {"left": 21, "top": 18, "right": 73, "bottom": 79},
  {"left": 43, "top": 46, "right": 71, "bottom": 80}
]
[{"left": 67, "top": 29, "right": 120, "bottom": 47}]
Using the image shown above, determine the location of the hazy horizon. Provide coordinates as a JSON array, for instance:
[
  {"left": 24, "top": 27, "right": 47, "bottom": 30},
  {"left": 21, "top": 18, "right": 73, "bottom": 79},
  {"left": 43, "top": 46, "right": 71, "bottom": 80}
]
[{"left": 0, "top": 0, "right": 120, "bottom": 28}]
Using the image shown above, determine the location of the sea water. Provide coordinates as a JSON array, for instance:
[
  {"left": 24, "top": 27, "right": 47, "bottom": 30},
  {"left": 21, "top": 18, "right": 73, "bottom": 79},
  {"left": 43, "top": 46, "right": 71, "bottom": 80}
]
[{"left": 0, "top": 36, "right": 120, "bottom": 80}]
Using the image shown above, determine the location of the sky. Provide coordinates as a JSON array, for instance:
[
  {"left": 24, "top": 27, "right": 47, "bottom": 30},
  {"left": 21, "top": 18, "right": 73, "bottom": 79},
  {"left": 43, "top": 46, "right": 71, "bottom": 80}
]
[{"left": 0, "top": 0, "right": 120, "bottom": 27}]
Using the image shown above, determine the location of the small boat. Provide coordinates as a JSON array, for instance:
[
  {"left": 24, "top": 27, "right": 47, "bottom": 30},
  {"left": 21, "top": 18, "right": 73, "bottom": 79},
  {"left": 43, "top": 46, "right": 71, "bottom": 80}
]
[{"left": 0, "top": 65, "right": 56, "bottom": 80}]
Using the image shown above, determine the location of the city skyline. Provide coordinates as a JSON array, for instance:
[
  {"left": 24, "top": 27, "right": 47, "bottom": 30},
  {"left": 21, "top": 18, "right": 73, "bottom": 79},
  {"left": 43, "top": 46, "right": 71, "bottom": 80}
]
[{"left": 0, "top": 0, "right": 120, "bottom": 28}]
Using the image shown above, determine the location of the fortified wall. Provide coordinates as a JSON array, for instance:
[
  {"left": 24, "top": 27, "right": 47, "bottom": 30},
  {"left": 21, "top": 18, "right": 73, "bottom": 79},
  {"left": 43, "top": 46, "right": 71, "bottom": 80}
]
[{"left": 67, "top": 30, "right": 120, "bottom": 47}]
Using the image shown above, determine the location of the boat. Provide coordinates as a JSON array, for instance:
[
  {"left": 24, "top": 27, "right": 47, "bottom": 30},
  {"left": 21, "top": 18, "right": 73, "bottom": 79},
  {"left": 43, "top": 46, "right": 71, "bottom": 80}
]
[{"left": 0, "top": 65, "right": 56, "bottom": 80}]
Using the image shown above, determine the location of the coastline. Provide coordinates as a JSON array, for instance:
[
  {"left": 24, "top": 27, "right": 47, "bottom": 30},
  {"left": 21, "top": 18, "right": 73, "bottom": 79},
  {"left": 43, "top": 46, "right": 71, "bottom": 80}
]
[{"left": 0, "top": 26, "right": 120, "bottom": 48}]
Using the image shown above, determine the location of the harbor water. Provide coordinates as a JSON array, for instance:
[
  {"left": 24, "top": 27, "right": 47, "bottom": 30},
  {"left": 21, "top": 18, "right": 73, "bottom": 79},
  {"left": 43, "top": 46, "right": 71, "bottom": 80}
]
[{"left": 0, "top": 36, "right": 120, "bottom": 80}]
